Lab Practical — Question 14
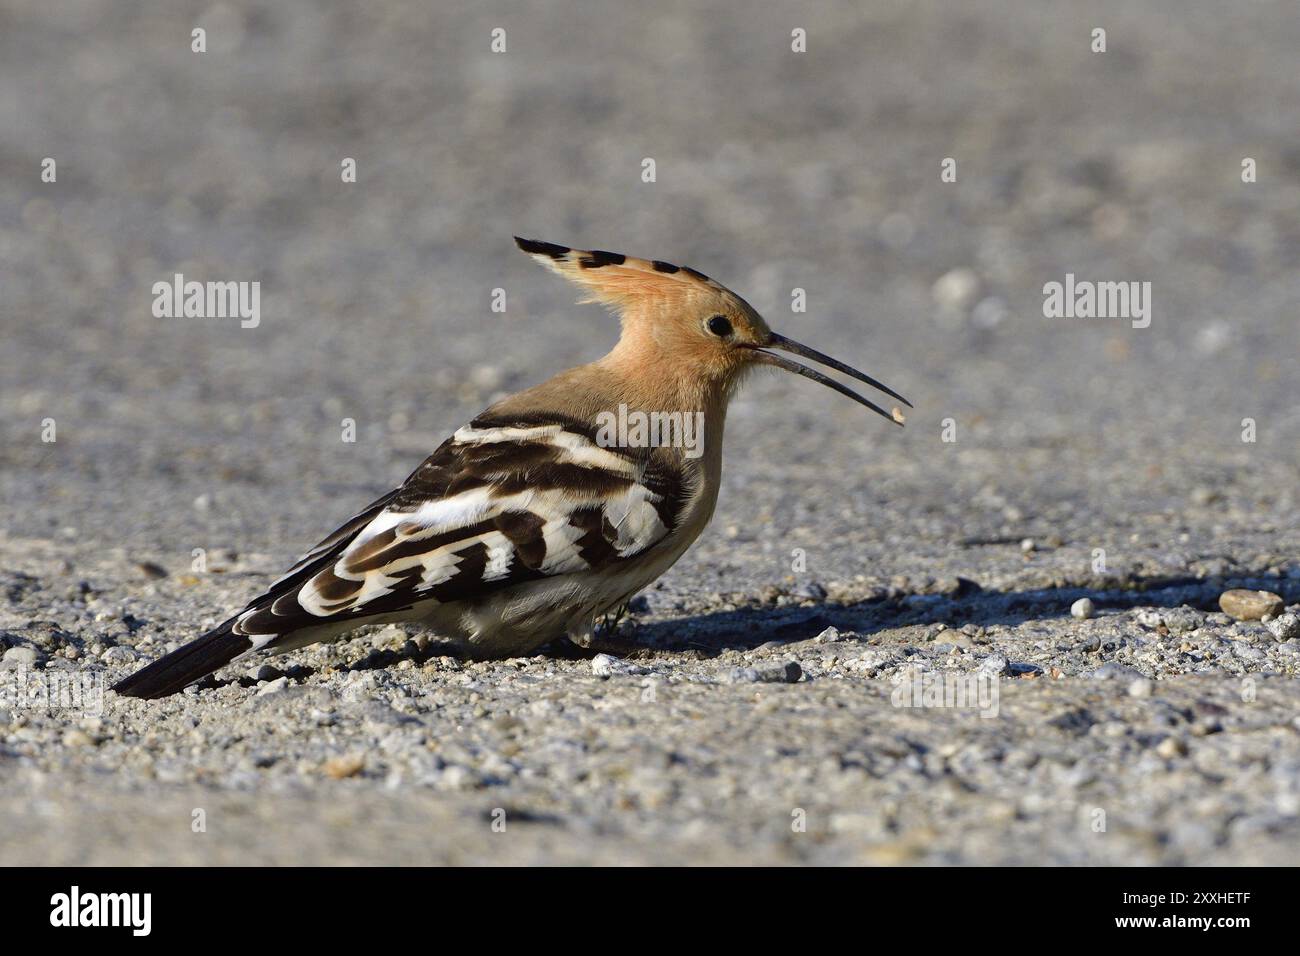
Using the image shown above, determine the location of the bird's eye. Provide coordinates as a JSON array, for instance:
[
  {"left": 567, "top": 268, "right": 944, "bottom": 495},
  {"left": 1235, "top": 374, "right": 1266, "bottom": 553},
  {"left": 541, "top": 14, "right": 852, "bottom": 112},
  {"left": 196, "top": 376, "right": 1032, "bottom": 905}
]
[{"left": 706, "top": 315, "right": 733, "bottom": 337}]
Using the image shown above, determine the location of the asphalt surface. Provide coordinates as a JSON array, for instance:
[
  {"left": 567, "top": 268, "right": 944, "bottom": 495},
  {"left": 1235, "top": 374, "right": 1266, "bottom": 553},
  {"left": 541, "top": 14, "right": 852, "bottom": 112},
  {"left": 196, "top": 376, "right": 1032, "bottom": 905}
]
[{"left": 1, "top": 0, "right": 1297, "bottom": 865}]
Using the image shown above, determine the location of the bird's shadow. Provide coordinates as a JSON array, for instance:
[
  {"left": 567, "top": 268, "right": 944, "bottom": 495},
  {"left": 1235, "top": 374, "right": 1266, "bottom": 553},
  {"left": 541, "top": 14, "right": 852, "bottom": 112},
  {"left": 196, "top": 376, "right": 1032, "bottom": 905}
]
[
  {"left": 206, "top": 570, "right": 1296, "bottom": 690},
  {"left": 598, "top": 571, "right": 1299, "bottom": 659}
]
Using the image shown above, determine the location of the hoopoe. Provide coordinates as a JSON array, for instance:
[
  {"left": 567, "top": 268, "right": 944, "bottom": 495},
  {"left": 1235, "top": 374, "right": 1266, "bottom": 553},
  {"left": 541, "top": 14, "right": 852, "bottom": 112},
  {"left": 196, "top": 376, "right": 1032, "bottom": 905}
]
[{"left": 114, "top": 237, "right": 910, "bottom": 699}]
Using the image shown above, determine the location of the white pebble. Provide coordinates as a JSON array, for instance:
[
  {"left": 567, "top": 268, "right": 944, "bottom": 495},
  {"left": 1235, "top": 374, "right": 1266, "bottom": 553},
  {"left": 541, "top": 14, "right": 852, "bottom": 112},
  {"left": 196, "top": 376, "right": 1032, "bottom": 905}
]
[
  {"left": 1128, "top": 678, "right": 1153, "bottom": 698},
  {"left": 815, "top": 626, "right": 841, "bottom": 643},
  {"left": 1071, "top": 598, "right": 1095, "bottom": 620},
  {"left": 101, "top": 645, "right": 137, "bottom": 664},
  {"left": 1265, "top": 613, "right": 1300, "bottom": 643},
  {"left": 931, "top": 268, "right": 981, "bottom": 311},
  {"left": 590, "top": 654, "right": 645, "bottom": 678},
  {"left": 256, "top": 676, "right": 289, "bottom": 696},
  {"left": 2, "top": 646, "right": 39, "bottom": 666}
]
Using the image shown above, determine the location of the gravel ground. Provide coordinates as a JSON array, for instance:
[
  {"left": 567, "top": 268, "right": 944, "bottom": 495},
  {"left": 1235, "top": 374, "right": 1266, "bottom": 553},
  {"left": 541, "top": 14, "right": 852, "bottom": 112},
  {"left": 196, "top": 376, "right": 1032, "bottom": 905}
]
[{"left": 2, "top": 0, "right": 1298, "bottom": 865}]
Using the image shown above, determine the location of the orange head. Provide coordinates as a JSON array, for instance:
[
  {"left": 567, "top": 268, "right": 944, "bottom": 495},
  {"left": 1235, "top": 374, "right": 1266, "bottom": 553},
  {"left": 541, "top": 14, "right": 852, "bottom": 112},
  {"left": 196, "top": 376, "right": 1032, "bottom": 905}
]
[{"left": 515, "top": 237, "right": 910, "bottom": 425}]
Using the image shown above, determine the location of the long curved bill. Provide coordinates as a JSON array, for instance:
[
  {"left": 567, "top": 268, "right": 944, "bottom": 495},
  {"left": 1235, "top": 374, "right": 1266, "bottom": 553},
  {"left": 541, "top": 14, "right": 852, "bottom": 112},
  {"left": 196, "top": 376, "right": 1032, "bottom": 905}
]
[{"left": 749, "top": 332, "right": 913, "bottom": 427}]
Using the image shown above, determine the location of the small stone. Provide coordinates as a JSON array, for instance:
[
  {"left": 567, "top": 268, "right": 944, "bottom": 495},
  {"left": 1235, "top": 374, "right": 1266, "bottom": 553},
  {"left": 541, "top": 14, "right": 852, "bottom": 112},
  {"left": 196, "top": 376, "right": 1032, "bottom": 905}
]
[
  {"left": 100, "top": 645, "right": 137, "bottom": 664},
  {"left": 1, "top": 646, "right": 41, "bottom": 668},
  {"left": 1135, "top": 609, "right": 1163, "bottom": 628},
  {"left": 1128, "top": 678, "right": 1154, "bottom": 698},
  {"left": 1156, "top": 736, "right": 1188, "bottom": 759},
  {"left": 815, "top": 626, "right": 841, "bottom": 643},
  {"left": 1089, "top": 662, "right": 1144, "bottom": 681},
  {"left": 62, "top": 729, "right": 94, "bottom": 747},
  {"left": 931, "top": 268, "right": 981, "bottom": 311},
  {"left": 979, "top": 654, "right": 1009, "bottom": 676},
  {"left": 256, "top": 676, "right": 289, "bottom": 696},
  {"left": 1219, "top": 589, "right": 1284, "bottom": 621},
  {"left": 137, "top": 561, "right": 168, "bottom": 579},
  {"left": 322, "top": 754, "right": 366, "bottom": 779},
  {"left": 1265, "top": 613, "right": 1300, "bottom": 642},
  {"left": 254, "top": 663, "right": 283, "bottom": 682},
  {"left": 720, "top": 667, "right": 760, "bottom": 684},
  {"left": 1070, "top": 598, "right": 1095, "bottom": 620},
  {"left": 753, "top": 660, "right": 802, "bottom": 683},
  {"left": 1233, "top": 643, "right": 1265, "bottom": 662},
  {"left": 793, "top": 581, "right": 828, "bottom": 601},
  {"left": 1020, "top": 538, "right": 1036, "bottom": 553},
  {"left": 720, "top": 661, "right": 801, "bottom": 684},
  {"left": 590, "top": 654, "right": 645, "bottom": 678}
]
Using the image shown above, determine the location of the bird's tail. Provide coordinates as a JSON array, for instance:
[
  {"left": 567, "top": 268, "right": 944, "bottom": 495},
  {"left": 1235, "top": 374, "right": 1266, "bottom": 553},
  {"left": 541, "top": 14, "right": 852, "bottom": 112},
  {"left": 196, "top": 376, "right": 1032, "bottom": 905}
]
[{"left": 112, "top": 617, "right": 253, "bottom": 699}]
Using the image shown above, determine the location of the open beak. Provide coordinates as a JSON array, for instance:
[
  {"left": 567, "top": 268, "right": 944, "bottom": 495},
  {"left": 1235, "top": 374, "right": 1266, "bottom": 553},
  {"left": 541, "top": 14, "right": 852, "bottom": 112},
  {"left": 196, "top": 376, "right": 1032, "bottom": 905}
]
[{"left": 746, "top": 332, "right": 913, "bottom": 426}]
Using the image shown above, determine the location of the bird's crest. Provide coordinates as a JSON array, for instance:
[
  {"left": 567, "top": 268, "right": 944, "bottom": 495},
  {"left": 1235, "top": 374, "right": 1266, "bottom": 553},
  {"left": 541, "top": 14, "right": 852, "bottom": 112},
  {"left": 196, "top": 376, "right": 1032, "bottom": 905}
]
[{"left": 514, "top": 236, "right": 724, "bottom": 310}]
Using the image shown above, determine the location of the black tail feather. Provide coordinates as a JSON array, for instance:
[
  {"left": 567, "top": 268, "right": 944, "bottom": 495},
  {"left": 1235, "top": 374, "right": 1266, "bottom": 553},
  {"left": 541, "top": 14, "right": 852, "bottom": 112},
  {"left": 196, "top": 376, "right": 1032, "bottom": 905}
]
[{"left": 112, "top": 618, "right": 253, "bottom": 699}]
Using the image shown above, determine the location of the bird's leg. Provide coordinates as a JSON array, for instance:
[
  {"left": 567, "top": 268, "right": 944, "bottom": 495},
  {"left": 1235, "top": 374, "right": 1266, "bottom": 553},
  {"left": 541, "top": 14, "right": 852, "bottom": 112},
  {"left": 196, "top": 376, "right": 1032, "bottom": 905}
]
[
  {"left": 566, "top": 604, "right": 645, "bottom": 656},
  {"left": 599, "top": 604, "right": 628, "bottom": 635}
]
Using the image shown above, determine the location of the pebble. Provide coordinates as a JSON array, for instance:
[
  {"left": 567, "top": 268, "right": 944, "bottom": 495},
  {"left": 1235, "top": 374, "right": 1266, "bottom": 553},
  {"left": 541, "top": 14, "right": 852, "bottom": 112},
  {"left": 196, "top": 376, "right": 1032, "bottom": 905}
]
[
  {"left": 755, "top": 660, "right": 802, "bottom": 683},
  {"left": 1156, "top": 737, "right": 1188, "bottom": 759},
  {"left": 321, "top": 754, "right": 366, "bottom": 779},
  {"left": 1232, "top": 643, "right": 1265, "bottom": 662},
  {"left": 1218, "top": 589, "right": 1284, "bottom": 621},
  {"left": 1136, "top": 606, "right": 1204, "bottom": 633},
  {"left": 101, "top": 646, "right": 137, "bottom": 664},
  {"left": 61, "top": 729, "right": 94, "bottom": 747},
  {"left": 1070, "top": 598, "right": 1095, "bottom": 620},
  {"left": 720, "top": 661, "right": 801, "bottom": 684},
  {"left": 256, "top": 676, "right": 289, "bottom": 696},
  {"left": 590, "top": 654, "right": 619, "bottom": 677},
  {"left": 979, "top": 654, "right": 1009, "bottom": 676},
  {"left": 1128, "top": 678, "right": 1154, "bottom": 698},
  {"left": 1090, "top": 662, "right": 1144, "bottom": 681},
  {"left": 2, "top": 646, "right": 41, "bottom": 668},
  {"left": 931, "top": 268, "right": 981, "bottom": 311},
  {"left": 1264, "top": 613, "right": 1300, "bottom": 642},
  {"left": 815, "top": 626, "right": 842, "bottom": 643}
]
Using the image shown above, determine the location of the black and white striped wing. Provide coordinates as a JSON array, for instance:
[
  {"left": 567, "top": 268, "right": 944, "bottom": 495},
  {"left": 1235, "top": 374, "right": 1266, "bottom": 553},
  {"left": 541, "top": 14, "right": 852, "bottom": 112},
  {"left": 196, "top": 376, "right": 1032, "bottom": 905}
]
[{"left": 230, "top": 414, "right": 688, "bottom": 650}]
